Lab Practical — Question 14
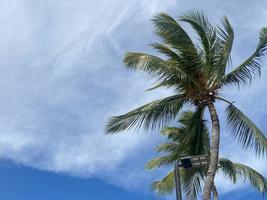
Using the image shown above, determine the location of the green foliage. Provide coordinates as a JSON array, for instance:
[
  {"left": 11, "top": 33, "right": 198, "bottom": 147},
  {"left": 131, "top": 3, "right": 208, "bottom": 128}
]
[
  {"left": 221, "top": 28, "right": 267, "bottom": 87},
  {"left": 106, "top": 9, "right": 267, "bottom": 197},
  {"left": 145, "top": 154, "right": 178, "bottom": 170},
  {"left": 219, "top": 158, "right": 267, "bottom": 193},
  {"left": 147, "top": 111, "right": 209, "bottom": 199},
  {"left": 124, "top": 52, "right": 186, "bottom": 85},
  {"left": 151, "top": 170, "right": 175, "bottom": 194},
  {"left": 216, "top": 16, "right": 234, "bottom": 78},
  {"left": 181, "top": 167, "right": 205, "bottom": 199},
  {"left": 180, "top": 11, "right": 217, "bottom": 73},
  {"left": 106, "top": 94, "right": 186, "bottom": 133},
  {"left": 107, "top": 10, "right": 267, "bottom": 137},
  {"left": 218, "top": 158, "right": 237, "bottom": 183},
  {"left": 147, "top": 111, "right": 267, "bottom": 198},
  {"left": 226, "top": 104, "right": 267, "bottom": 156},
  {"left": 150, "top": 43, "right": 181, "bottom": 60}
]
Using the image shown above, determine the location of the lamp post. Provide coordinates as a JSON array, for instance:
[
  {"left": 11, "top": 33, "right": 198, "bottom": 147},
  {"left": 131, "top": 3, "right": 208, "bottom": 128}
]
[
  {"left": 174, "top": 155, "right": 209, "bottom": 200},
  {"left": 174, "top": 161, "right": 182, "bottom": 200}
]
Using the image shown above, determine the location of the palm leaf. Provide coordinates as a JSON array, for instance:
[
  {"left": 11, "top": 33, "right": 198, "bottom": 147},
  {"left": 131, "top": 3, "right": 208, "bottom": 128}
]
[
  {"left": 152, "top": 12, "right": 202, "bottom": 75},
  {"left": 180, "top": 11, "right": 216, "bottom": 69},
  {"left": 219, "top": 158, "right": 267, "bottom": 193},
  {"left": 216, "top": 16, "right": 234, "bottom": 77},
  {"left": 151, "top": 43, "right": 181, "bottom": 60},
  {"left": 234, "top": 162, "right": 267, "bottom": 193},
  {"left": 156, "top": 142, "right": 179, "bottom": 153},
  {"left": 145, "top": 155, "right": 178, "bottom": 170},
  {"left": 145, "top": 79, "right": 185, "bottom": 91},
  {"left": 181, "top": 167, "right": 205, "bottom": 200},
  {"left": 186, "top": 107, "right": 210, "bottom": 155},
  {"left": 124, "top": 52, "right": 186, "bottom": 84},
  {"left": 160, "top": 126, "right": 186, "bottom": 141},
  {"left": 218, "top": 158, "right": 237, "bottom": 183},
  {"left": 151, "top": 170, "right": 175, "bottom": 194},
  {"left": 152, "top": 12, "right": 194, "bottom": 51},
  {"left": 226, "top": 104, "right": 267, "bottom": 156},
  {"left": 151, "top": 167, "right": 205, "bottom": 200},
  {"left": 106, "top": 95, "right": 186, "bottom": 134},
  {"left": 221, "top": 27, "right": 267, "bottom": 87}
]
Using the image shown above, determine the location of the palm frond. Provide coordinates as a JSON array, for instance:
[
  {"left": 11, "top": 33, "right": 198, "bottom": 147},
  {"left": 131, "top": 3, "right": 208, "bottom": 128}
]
[
  {"left": 151, "top": 43, "right": 181, "bottom": 60},
  {"left": 234, "top": 162, "right": 267, "bottom": 193},
  {"left": 181, "top": 167, "right": 205, "bottom": 200},
  {"left": 226, "top": 104, "right": 267, "bottom": 156},
  {"left": 152, "top": 12, "right": 194, "bottom": 51},
  {"left": 216, "top": 16, "right": 234, "bottom": 77},
  {"left": 221, "top": 27, "right": 267, "bottom": 87},
  {"left": 218, "top": 158, "right": 237, "bottom": 183},
  {"left": 180, "top": 11, "right": 216, "bottom": 69},
  {"left": 151, "top": 170, "right": 175, "bottom": 194},
  {"left": 152, "top": 12, "right": 202, "bottom": 75},
  {"left": 151, "top": 168, "right": 205, "bottom": 199},
  {"left": 160, "top": 126, "right": 186, "bottom": 141},
  {"left": 124, "top": 52, "right": 186, "bottom": 84},
  {"left": 145, "top": 82, "right": 166, "bottom": 91},
  {"left": 145, "top": 155, "right": 178, "bottom": 170},
  {"left": 162, "top": 109, "right": 210, "bottom": 156},
  {"left": 184, "top": 107, "right": 210, "bottom": 156},
  {"left": 106, "top": 94, "right": 186, "bottom": 134},
  {"left": 156, "top": 142, "right": 179, "bottom": 153},
  {"left": 145, "top": 78, "right": 182, "bottom": 91},
  {"left": 219, "top": 158, "right": 267, "bottom": 193}
]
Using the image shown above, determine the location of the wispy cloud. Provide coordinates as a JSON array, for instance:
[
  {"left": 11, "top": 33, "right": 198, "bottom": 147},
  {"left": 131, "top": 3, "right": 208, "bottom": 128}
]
[
  {"left": 0, "top": 0, "right": 266, "bottom": 198},
  {"left": 0, "top": 0, "right": 175, "bottom": 190}
]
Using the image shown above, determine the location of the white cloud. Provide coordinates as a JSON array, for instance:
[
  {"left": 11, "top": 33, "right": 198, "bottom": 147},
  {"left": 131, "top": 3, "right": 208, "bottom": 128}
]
[
  {"left": 0, "top": 0, "right": 174, "bottom": 190},
  {"left": 0, "top": 0, "right": 266, "bottom": 198}
]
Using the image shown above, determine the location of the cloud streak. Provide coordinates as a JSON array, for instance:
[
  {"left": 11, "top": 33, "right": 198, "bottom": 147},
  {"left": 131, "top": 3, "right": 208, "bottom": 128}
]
[
  {"left": 0, "top": 0, "right": 176, "bottom": 189},
  {"left": 0, "top": 0, "right": 266, "bottom": 198}
]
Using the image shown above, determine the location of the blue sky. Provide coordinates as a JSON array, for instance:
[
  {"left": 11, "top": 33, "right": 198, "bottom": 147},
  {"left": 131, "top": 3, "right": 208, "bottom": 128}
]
[
  {"left": 0, "top": 159, "right": 265, "bottom": 200},
  {"left": 0, "top": 0, "right": 267, "bottom": 199}
]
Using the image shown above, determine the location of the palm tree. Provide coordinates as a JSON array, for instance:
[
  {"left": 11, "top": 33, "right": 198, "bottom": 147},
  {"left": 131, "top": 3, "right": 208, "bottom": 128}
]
[
  {"left": 146, "top": 111, "right": 267, "bottom": 199},
  {"left": 106, "top": 10, "right": 267, "bottom": 199}
]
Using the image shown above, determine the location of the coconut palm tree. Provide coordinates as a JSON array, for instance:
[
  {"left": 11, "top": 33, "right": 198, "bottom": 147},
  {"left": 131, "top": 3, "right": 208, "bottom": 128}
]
[
  {"left": 106, "top": 10, "right": 267, "bottom": 199},
  {"left": 145, "top": 111, "right": 267, "bottom": 199}
]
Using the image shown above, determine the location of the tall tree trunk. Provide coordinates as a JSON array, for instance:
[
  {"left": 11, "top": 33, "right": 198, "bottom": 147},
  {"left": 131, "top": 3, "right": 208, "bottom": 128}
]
[
  {"left": 203, "top": 102, "right": 220, "bottom": 200},
  {"left": 213, "top": 185, "right": 219, "bottom": 200}
]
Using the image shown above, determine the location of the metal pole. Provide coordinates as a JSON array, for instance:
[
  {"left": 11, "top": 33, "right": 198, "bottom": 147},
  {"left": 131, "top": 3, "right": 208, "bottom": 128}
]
[{"left": 174, "top": 162, "right": 182, "bottom": 200}]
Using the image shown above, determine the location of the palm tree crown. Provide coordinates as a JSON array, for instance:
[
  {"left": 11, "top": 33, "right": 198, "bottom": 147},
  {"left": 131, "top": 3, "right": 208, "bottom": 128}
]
[
  {"left": 106, "top": 11, "right": 267, "bottom": 155},
  {"left": 106, "top": 10, "right": 267, "bottom": 199}
]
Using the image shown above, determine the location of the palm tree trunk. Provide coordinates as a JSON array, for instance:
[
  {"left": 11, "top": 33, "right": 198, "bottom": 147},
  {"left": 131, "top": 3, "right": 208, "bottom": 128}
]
[
  {"left": 203, "top": 102, "right": 220, "bottom": 200},
  {"left": 213, "top": 185, "right": 219, "bottom": 200}
]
